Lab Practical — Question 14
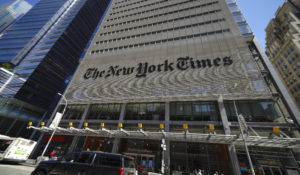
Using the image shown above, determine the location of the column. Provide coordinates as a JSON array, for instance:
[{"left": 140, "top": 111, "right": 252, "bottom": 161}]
[
  {"left": 218, "top": 96, "right": 241, "bottom": 175},
  {"left": 112, "top": 103, "right": 126, "bottom": 153},
  {"left": 165, "top": 102, "right": 170, "bottom": 175},
  {"left": 67, "top": 104, "right": 91, "bottom": 153}
]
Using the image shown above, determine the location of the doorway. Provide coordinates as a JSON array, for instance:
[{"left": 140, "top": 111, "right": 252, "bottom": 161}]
[{"left": 124, "top": 152, "right": 155, "bottom": 173}]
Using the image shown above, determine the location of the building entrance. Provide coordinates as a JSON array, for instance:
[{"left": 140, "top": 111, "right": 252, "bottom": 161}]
[
  {"left": 170, "top": 142, "right": 231, "bottom": 175},
  {"left": 123, "top": 152, "right": 155, "bottom": 174},
  {"left": 120, "top": 139, "right": 161, "bottom": 174}
]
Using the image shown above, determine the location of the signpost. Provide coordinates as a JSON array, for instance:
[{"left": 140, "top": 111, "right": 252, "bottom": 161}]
[{"left": 161, "top": 138, "right": 166, "bottom": 174}]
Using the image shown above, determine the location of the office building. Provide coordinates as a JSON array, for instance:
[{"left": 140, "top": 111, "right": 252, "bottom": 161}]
[
  {"left": 0, "top": 0, "right": 111, "bottom": 138},
  {"left": 265, "top": 1, "right": 300, "bottom": 110},
  {"left": 289, "top": 0, "right": 300, "bottom": 10},
  {"left": 33, "top": 0, "right": 300, "bottom": 174},
  {"left": 0, "top": 0, "right": 32, "bottom": 35}
]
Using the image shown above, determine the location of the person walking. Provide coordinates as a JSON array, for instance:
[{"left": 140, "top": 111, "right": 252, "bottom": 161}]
[
  {"left": 197, "top": 169, "right": 202, "bottom": 175},
  {"left": 49, "top": 150, "right": 55, "bottom": 159},
  {"left": 214, "top": 171, "right": 219, "bottom": 175}
]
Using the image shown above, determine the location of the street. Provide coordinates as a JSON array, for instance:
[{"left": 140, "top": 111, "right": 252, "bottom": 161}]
[{"left": 0, "top": 163, "right": 34, "bottom": 175}]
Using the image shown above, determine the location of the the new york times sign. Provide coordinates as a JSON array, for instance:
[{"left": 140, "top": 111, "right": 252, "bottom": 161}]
[{"left": 83, "top": 56, "right": 233, "bottom": 79}]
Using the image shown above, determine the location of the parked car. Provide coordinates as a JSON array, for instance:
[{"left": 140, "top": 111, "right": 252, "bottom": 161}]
[{"left": 31, "top": 151, "right": 136, "bottom": 175}]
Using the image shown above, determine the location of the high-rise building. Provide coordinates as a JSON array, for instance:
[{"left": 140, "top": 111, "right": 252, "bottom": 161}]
[
  {"left": 34, "top": 0, "right": 300, "bottom": 174},
  {"left": 265, "top": 2, "right": 300, "bottom": 110},
  {"left": 0, "top": 0, "right": 32, "bottom": 35},
  {"left": 0, "top": 0, "right": 111, "bottom": 138},
  {"left": 289, "top": 0, "right": 300, "bottom": 10}
]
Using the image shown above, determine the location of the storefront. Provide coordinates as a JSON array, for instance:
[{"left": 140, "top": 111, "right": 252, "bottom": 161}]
[{"left": 237, "top": 146, "right": 299, "bottom": 175}]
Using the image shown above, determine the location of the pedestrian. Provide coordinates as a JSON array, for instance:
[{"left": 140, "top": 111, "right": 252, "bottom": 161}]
[
  {"left": 202, "top": 169, "right": 208, "bottom": 175},
  {"left": 214, "top": 171, "right": 219, "bottom": 175},
  {"left": 49, "top": 150, "right": 55, "bottom": 158},
  {"left": 197, "top": 169, "right": 202, "bottom": 175}
]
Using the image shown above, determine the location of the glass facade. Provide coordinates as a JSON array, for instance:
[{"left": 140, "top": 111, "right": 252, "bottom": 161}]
[
  {"left": 63, "top": 104, "right": 86, "bottom": 120},
  {"left": 0, "top": 0, "right": 111, "bottom": 138},
  {"left": 125, "top": 103, "right": 165, "bottom": 121},
  {"left": 33, "top": 0, "right": 300, "bottom": 174},
  {"left": 87, "top": 104, "right": 121, "bottom": 120},
  {"left": 0, "top": 0, "right": 68, "bottom": 64},
  {"left": 236, "top": 146, "right": 299, "bottom": 175},
  {"left": 226, "top": 0, "right": 253, "bottom": 36},
  {"left": 170, "top": 101, "right": 220, "bottom": 121},
  {"left": 0, "top": 98, "right": 44, "bottom": 138},
  {"left": 0, "top": 0, "right": 32, "bottom": 34},
  {"left": 170, "top": 142, "right": 230, "bottom": 175},
  {"left": 224, "top": 100, "right": 285, "bottom": 122},
  {"left": 13, "top": 0, "right": 110, "bottom": 110}
]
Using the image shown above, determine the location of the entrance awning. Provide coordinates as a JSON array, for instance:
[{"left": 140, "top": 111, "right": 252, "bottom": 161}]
[{"left": 28, "top": 126, "right": 300, "bottom": 148}]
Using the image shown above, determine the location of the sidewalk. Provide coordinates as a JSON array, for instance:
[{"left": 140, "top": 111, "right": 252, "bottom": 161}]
[{"left": 20, "top": 159, "right": 36, "bottom": 167}]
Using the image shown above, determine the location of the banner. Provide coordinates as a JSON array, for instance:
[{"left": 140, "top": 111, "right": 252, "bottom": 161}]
[{"left": 49, "top": 112, "right": 63, "bottom": 128}]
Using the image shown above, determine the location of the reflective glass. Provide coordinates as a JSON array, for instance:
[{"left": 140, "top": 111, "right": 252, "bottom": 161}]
[
  {"left": 125, "top": 103, "right": 165, "bottom": 120},
  {"left": 87, "top": 104, "right": 121, "bottom": 120},
  {"left": 170, "top": 101, "right": 219, "bottom": 121},
  {"left": 224, "top": 100, "right": 285, "bottom": 123}
]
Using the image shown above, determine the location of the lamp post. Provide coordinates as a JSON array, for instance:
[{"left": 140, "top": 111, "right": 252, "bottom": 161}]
[{"left": 38, "top": 93, "right": 67, "bottom": 164}]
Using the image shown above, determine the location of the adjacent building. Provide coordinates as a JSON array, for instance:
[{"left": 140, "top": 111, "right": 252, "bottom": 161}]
[
  {"left": 265, "top": 2, "right": 300, "bottom": 110},
  {"left": 37, "top": 0, "right": 300, "bottom": 174},
  {"left": 0, "top": 0, "right": 32, "bottom": 35},
  {"left": 0, "top": 0, "right": 111, "bottom": 138},
  {"left": 289, "top": 0, "right": 300, "bottom": 10}
]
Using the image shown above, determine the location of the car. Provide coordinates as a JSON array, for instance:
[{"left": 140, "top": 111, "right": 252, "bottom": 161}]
[{"left": 31, "top": 151, "right": 136, "bottom": 175}]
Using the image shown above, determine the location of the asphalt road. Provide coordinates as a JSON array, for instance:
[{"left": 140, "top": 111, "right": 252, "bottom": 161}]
[{"left": 0, "top": 163, "right": 34, "bottom": 175}]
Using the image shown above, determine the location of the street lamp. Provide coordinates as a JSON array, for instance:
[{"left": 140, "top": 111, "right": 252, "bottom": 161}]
[{"left": 38, "top": 93, "right": 67, "bottom": 164}]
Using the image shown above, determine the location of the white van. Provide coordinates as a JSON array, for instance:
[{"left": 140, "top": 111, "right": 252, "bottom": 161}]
[{"left": 0, "top": 135, "right": 37, "bottom": 162}]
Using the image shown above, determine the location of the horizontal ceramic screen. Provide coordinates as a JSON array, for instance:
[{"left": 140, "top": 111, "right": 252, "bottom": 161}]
[
  {"left": 65, "top": 38, "right": 272, "bottom": 104},
  {"left": 64, "top": 0, "right": 272, "bottom": 104}
]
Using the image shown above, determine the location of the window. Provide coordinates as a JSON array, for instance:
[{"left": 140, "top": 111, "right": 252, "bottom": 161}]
[
  {"left": 87, "top": 104, "right": 121, "bottom": 120},
  {"left": 124, "top": 157, "right": 135, "bottom": 168},
  {"left": 125, "top": 103, "right": 165, "bottom": 120},
  {"left": 62, "top": 105, "right": 86, "bottom": 120},
  {"left": 293, "top": 65, "right": 297, "bottom": 70},
  {"left": 170, "top": 101, "right": 219, "bottom": 121},
  {"left": 93, "top": 155, "right": 121, "bottom": 167},
  {"left": 224, "top": 101, "right": 282, "bottom": 122},
  {"left": 62, "top": 153, "right": 93, "bottom": 164}
]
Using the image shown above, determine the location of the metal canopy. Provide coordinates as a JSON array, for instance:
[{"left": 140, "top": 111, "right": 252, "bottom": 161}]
[
  {"left": 0, "top": 134, "right": 14, "bottom": 140},
  {"left": 28, "top": 126, "right": 300, "bottom": 148}
]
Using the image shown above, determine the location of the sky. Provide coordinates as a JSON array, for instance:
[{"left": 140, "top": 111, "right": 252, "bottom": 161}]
[
  {"left": 1, "top": 0, "right": 285, "bottom": 50},
  {"left": 236, "top": 0, "right": 285, "bottom": 50}
]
